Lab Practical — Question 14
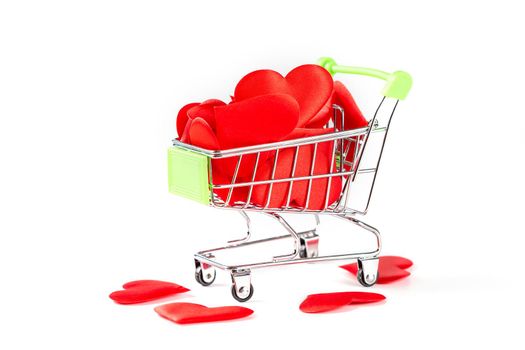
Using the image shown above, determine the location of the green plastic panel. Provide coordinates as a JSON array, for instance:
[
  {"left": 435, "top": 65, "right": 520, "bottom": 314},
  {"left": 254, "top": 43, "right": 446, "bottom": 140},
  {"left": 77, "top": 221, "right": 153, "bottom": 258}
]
[{"left": 167, "top": 146, "right": 210, "bottom": 205}]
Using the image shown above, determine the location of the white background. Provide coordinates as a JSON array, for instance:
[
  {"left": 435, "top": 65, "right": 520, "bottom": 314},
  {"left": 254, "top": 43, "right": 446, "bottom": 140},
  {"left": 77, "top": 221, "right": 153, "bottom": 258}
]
[{"left": 1, "top": 1, "right": 524, "bottom": 349}]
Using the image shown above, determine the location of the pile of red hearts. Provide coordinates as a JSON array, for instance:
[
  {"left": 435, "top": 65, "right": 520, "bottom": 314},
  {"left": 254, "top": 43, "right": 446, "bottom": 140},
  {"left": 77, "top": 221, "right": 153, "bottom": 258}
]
[{"left": 176, "top": 64, "right": 368, "bottom": 210}]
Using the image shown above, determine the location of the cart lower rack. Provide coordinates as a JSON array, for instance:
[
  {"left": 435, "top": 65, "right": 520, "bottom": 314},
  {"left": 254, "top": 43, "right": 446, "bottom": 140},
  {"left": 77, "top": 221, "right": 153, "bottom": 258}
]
[{"left": 168, "top": 57, "right": 412, "bottom": 301}]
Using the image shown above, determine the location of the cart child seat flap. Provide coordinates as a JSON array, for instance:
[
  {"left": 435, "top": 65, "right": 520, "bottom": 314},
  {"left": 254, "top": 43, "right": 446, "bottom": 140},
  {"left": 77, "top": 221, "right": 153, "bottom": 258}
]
[{"left": 168, "top": 146, "right": 210, "bottom": 205}]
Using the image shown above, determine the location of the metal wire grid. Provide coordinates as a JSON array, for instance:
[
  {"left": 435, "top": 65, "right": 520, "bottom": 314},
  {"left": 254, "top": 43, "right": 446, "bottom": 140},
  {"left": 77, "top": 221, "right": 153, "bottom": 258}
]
[{"left": 172, "top": 96, "right": 398, "bottom": 216}]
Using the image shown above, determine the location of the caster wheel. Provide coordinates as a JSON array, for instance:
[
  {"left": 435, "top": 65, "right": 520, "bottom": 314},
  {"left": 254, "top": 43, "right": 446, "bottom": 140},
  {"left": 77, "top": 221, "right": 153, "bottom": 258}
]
[
  {"left": 357, "top": 258, "right": 379, "bottom": 287},
  {"left": 195, "top": 261, "right": 216, "bottom": 286},
  {"left": 231, "top": 284, "right": 254, "bottom": 302},
  {"left": 298, "top": 232, "right": 319, "bottom": 258},
  {"left": 357, "top": 269, "right": 379, "bottom": 287}
]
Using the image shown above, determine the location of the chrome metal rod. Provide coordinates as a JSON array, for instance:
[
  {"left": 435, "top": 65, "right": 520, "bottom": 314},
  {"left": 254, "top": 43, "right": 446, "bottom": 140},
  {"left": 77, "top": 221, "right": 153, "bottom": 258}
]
[
  {"left": 227, "top": 210, "right": 252, "bottom": 246},
  {"left": 214, "top": 171, "right": 352, "bottom": 189},
  {"left": 362, "top": 99, "right": 399, "bottom": 214},
  {"left": 267, "top": 212, "right": 301, "bottom": 261},
  {"left": 194, "top": 250, "right": 379, "bottom": 271},
  {"left": 173, "top": 127, "right": 369, "bottom": 158},
  {"left": 336, "top": 214, "right": 381, "bottom": 257},
  {"left": 225, "top": 154, "right": 243, "bottom": 205},
  {"left": 193, "top": 214, "right": 381, "bottom": 271},
  {"left": 198, "top": 233, "right": 293, "bottom": 255}
]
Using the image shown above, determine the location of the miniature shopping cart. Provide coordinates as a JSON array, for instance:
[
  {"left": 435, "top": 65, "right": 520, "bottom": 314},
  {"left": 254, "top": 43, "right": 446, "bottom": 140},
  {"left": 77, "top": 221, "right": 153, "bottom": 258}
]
[{"left": 168, "top": 57, "right": 412, "bottom": 301}]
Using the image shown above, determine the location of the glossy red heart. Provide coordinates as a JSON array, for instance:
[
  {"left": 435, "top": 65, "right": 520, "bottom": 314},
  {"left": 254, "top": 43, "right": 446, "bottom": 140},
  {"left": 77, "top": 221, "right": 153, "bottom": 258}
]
[
  {"left": 185, "top": 114, "right": 246, "bottom": 197},
  {"left": 185, "top": 113, "right": 263, "bottom": 197},
  {"left": 176, "top": 102, "right": 199, "bottom": 138},
  {"left": 154, "top": 302, "right": 254, "bottom": 324},
  {"left": 300, "top": 291, "right": 386, "bottom": 313},
  {"left": 212, "top": 93, "right": 298, "bottom": 181},
  {"left": 340, "top": 256, "right": 413, "bottom": 284},
  {"left": 187, "top": 99, "right": 225, "bottom": 131},
  {"left": 184, "top": 117, "right": 244, "bottom": 201},
  {"left": 215, "top": 93, "right": 299, "bottom": 149},
  {"left": 291, "top": 142, "right": 343, "bottom": 210},
  {"left": 177, "top": 100, "right": 226, "bottom": 138},
  {"left": 188, "top": 117, "right": 220, "bottom": 150},
  {"left": 234, "top": 64, "right": 333, "bottom": 127},
  {"left": 328, "top": 81, "right": 369, "bottom": 166},
  {"left": 210, "top": 167, "right": 250, "bottom": 205},
  {"left": 251, "top": 140, "right": 342, "bottom": 210},
  {"left": 286, "top": 128, "right": 341, "bottom": 210},
  {"left": 332, "top": 81, "right": 368, "bottom": 131},
  {"left": 212, "top": 149, "right": 279, "bottom": 190},
  {"left": 286, "top": 127, "right": 335, "bottom": 140},
  {"left": 304, "top": 89, "right": 334, "bottom": 128},
  {"left": 109, "top": 280, "right": 189, "bottom": 305},
  {"left": 185, "top": 116, "right": 271, "bottom": 203},
  {"left": 179, "top": 118, "right": 192, "bottom": 143}
]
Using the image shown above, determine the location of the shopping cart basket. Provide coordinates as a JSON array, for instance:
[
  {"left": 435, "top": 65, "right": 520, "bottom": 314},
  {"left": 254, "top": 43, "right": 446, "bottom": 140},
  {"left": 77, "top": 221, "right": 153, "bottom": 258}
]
[{"left": 168, "top": 57, "right": 412, "bottom": 301}]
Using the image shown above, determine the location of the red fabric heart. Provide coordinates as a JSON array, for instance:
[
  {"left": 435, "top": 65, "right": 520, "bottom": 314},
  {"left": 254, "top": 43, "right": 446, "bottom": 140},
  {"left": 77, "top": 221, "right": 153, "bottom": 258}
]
[
  {"left": 234, "top": 64, "right": 333, "bottom": 127},
  {"left": 304, "top": 89, "right": 334, "bottom": 128},
  {"left": 179, "top": 118, "right": 192, "bottom": 143},
  {"left": 340, "top": 256, "right": 413, "bottom": 284},
  {"left": 188, "top": 117, "right": 220, "bottom": 150},
  {"left": 212, "top": 93, "right": 298, "bottom": 180},
  {"left": 176, "top": 102, "right": 199, "bottom": 138},
  {"left": 184, "top": 110, "right": 263, "bottom": 198},
  {"left": 215, "top": 93, "right": 299, "bottom": 149},
  {"left": 177, "top": 100, "right": 225, "bottom": 138},
  {"left": 184, "top": 113, "right": 272, "bottom": 203},
  {"left": 251, "top": 140, "right": 342, "bottom": 210},
  {"left": 300, "top": 291, "right": 386, "bottom": 313},
  {"left": 109, "top": 280, "right": 189, "bottom": 305},
  {"left": 286, "top": 127, "right": 335, "bottom": 140},
  {"left": 286, "top": 128, "right": 341, "bottom": 210},
  {"left": 329, "top": 81, "right": 369, "bottom": 166},
  {"left": 186, "top": 116, "right": 247, "bottom": 202},
  {"left": 332, "top": 81, "right": 367, "bottom": 131},
  {"left": 154, "top": 302, "right": 254, "bottom": 324},
  {"left": 290, "top": 142, "right": 343, "bottom": 210},
  {"left": 210, "top": 151, "right": 274, "bottom": 192},
  {"left": 187, "top": 99, "right": 225, "bottom": 131},
  {"left": 210, "top": 167, "right": 250, "bottom": 205}
]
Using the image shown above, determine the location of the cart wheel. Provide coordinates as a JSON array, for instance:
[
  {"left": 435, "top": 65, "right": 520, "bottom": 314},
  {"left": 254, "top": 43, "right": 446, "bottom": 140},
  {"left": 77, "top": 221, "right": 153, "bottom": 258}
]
[
  {"left": 195, "top": 261, "right": 216, "bottom": 286},
  {"left": 231, "top": 284, "right": 254, "bottom": 302},
  {"left": 357, "top": 269, "right": 379, "bottom": 287},
  {"left": 231, "top": 269, "right": 252, "bottom": 302},
  {"left": 298, "top": 231, "right": 319, "bottom": 258},
  {"left": 357, "top": 257, "right": 379, "bottom": 287}
]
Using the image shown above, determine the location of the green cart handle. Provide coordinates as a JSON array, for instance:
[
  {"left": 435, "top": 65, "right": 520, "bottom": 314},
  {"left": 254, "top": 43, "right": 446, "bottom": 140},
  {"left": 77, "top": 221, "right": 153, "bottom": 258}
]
[{"left": 318, "top": 57, "right": 412, "bottom": 100}]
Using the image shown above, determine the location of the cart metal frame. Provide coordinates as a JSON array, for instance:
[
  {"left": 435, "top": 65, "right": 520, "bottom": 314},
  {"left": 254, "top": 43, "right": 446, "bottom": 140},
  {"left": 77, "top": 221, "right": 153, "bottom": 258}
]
[{"left": 168, "top": 57, "right": 412, "bottom": 301}]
